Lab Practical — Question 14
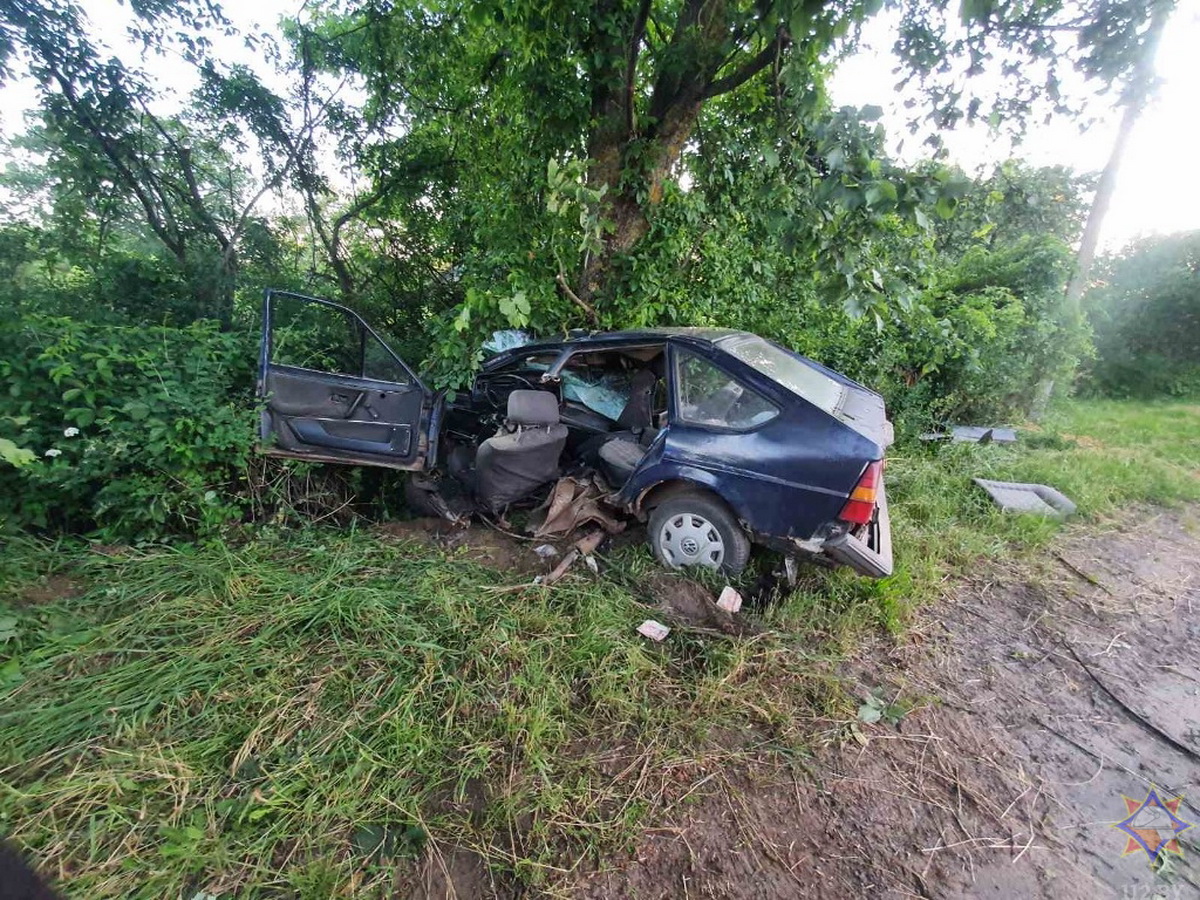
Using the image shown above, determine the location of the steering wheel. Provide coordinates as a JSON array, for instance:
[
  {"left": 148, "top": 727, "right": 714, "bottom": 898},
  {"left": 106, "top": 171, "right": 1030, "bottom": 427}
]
[{"left": 482, "top": 373, "right": 536, "bottom": 409}]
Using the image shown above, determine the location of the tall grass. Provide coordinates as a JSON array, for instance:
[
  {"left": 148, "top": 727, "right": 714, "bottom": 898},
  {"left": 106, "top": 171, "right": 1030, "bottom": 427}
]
[
  {"left": 1, "top": 400, "right": 1196, "bottom": 896},
  {"left": 0, "top": 533, "right": 841, "bottom": 897}
]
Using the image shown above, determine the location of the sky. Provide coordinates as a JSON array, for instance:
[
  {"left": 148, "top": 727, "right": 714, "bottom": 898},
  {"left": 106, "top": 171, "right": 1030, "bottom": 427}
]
[
  {"left": 2, "top": 0, "right": 1198, "bottom": 251},
  {"left": 828, "top": 4, "right": 1200, "bottom": 250}
]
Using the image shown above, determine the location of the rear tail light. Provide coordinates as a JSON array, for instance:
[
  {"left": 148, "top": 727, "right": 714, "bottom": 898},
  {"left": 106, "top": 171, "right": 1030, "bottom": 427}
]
[{"left": 839, "top": 460, "right": 883, "bottom": 525}]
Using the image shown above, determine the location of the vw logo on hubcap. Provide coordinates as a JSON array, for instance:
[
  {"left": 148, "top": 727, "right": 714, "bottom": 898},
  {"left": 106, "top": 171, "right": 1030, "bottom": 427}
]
[{"left": 680, "top": 537, "right": 699, "bottom": 555}]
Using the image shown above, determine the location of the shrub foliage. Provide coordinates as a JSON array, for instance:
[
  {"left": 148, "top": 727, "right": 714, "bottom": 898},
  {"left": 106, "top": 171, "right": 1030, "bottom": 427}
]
[{"left": 0, "top": 316, "right": 258, "bottom": 539}]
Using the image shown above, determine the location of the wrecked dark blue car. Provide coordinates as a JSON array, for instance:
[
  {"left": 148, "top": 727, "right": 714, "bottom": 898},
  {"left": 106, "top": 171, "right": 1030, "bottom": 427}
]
[{"left": 258, "top": 290, "right": 894, "bottom": 577}]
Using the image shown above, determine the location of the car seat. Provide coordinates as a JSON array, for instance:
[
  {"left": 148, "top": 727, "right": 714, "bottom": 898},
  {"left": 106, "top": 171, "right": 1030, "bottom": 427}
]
[
  {"left": 474, "top": 390, "right": 569, "bottom": 513},
  {"left": 592, "top": 368, "right": 661, "bottom": 487}
]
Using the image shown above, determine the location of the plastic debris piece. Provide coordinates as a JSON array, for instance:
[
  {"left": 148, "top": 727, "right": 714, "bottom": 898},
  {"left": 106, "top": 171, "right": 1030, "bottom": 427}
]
[
  {"left": 637, "top": 620, "right": 670, "bottom": 642},
  {"left": 973, "top": 478, "right": 1077, "bottom": 519},
  {"left": 920, "top": 426, "right": 1018, "bottom": 444},
  {"left": 584, "top": 555, "right": 599, "bottom": 575},
  {"left": 532, "top": 530, "right": 607, "bottom": 586},
  {"left": 784, "top": 556, "right": 799, "bottom": 587},
  {"left": 716, "top": 586, "right": 743, "bottom": 613},
  {"left": 532, "top": 544, "right": 559, "bottom": 559},
  {"left": 537, "top": 550, "right": 579, "bottom": 586}
]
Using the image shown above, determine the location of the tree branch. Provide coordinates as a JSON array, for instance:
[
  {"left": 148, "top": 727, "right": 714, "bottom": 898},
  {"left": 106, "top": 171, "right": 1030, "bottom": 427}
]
[
  {"left": 47, "top": 72, "right": 186, "bottom": 260},
  {"left": 555, "top": 271, "right": 597, "bottom": 323},
  {"left": 625, "top": 0, "right": 652, "bottom": 135},
  {"left": 703, "top": 28, "right": 789, "bottom": 99}
]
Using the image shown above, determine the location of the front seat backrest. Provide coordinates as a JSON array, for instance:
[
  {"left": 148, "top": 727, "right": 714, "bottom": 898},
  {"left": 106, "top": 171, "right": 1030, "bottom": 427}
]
[
  {"left": 616, "top": 369, "right": 658, "bottom": 431},
  {"left": 474, "top": 390, "right": 569, "bottom": 512}
]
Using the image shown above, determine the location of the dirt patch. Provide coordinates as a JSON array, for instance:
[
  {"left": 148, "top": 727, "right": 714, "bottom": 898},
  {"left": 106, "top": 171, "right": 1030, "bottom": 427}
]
[
  {"left": 402, "top": 846, "right": 512, "bottom": 900},
  {"left": 15, "top": 574, "right": 85, "bottom": 608},
  {"left": 568, "top": 507, "right": 1200, "bottom": 900},
  {"left": 642, "top": 573, "right": 763, "bottom": 637},
  {"left": 375, "top": 518, "right": 550, "bottom": 577}
]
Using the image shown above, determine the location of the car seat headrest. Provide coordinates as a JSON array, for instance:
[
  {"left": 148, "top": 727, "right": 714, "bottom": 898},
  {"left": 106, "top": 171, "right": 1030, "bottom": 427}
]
[
  {"left": 506, "top": 389, "right": 560, "bottom": 426},
  {"left": 630, "top": 369, "right": 658, "bottom": 391}
]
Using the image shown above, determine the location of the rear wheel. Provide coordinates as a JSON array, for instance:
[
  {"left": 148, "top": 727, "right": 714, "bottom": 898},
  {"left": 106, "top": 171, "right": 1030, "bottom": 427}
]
[{"left": 647, "top": 491, "right": 751, "bottom": 574}]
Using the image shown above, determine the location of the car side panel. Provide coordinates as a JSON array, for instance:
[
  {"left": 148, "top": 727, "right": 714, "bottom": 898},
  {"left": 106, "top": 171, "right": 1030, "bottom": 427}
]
[{"left": 623, "top": 342, "right": 881, "bottom": 540}]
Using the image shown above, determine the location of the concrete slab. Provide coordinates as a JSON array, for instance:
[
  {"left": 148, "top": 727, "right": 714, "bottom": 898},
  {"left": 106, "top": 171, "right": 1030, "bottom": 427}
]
[{"left": 973, "top": 478, "right": 1077, "bottom": 519}]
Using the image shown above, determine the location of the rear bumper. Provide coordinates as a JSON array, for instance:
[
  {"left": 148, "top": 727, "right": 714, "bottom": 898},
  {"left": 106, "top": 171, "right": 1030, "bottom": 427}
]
[{"left": 821, "top": 481, "right": 894, "bottom": 578}]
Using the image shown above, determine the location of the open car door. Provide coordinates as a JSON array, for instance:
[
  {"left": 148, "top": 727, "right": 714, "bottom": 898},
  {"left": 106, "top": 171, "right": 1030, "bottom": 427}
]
[{"left": 258, "top": 290, "right": 434, "bottom": 470}]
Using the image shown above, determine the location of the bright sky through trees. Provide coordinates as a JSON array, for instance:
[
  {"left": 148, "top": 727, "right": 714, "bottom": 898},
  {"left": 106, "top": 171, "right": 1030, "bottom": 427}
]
[{"left": 1, "top": 0, "right": 1196, "bottom": 252}]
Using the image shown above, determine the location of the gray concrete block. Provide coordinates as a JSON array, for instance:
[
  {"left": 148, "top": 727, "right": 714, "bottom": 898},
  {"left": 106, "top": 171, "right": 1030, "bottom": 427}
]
[{"left": 973, "top": 478, "right": 1077, "bottom": 519}]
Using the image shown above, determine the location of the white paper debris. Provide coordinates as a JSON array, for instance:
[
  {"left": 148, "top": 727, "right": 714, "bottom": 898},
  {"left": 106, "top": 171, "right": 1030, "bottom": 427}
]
[
  {"left": 716, "top": 586, "right": 743, "bottom": 613},
  {"left": 532, "top": 544, "right": 559, "bottom": 559},
  {"left": 637, "top": 620, "right": 670, "bottom": 642}
]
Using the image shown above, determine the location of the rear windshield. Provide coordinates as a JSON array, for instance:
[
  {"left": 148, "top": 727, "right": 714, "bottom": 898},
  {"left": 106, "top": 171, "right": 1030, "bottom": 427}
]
[{"left": 717, "top": 335, "right": 845, "bottom": 415}]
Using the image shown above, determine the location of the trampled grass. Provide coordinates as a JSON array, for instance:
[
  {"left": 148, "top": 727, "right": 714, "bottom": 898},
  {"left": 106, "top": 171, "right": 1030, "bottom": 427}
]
[{"left": 1, "top": 400, "right": 1197, "bottom": 897}]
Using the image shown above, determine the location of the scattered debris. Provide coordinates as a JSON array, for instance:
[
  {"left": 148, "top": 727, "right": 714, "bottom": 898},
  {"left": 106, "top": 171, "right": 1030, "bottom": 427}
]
[
  {"left": 716, "top": 586, "right": 743, "bottom": 613},
  {"left": 527, "top": 475, "right": 625, "bottom": 539},
  {"left": 921, "top": 425, "right": 1018, "bottom": 444},
  {"left": 636, "top": 619, "right": 670, "bottom": 642},
  {"left": 783, "top": 556, "right": 798, "bottom": 587},
  {"left": 973, "top": 478, "right": 1077, "bottom": 518},
  {"left": 532, "top": 544, "right": 559, "bottom": 560},
  {"left": 538, "top": 551, "right": 579, "bottom": 586},
  {"left": 534, "top": 529, "right": 608, "bottom": 586}
]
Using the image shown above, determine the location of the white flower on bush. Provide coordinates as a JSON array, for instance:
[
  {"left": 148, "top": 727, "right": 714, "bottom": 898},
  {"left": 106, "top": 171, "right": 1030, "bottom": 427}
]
[
  {"left": 44, "top": 448, "right": 62, "bottom": 458},
  {"left": 63, "top": 427, "right": 80, "bottom": 438}
]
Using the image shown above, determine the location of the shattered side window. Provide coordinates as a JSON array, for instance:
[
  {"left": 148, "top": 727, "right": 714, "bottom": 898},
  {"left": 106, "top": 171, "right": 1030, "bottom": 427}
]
[
  {"left": 271, "top": 295, "right": 361, "bottom": 376},
  {"left": 675, "top": 350, "right": 778, "bottom": 430}
]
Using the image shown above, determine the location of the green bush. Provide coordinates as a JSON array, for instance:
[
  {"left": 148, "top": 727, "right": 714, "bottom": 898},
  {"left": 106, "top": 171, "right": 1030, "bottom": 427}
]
[
  {"left": 0, "top": 315, "right": 259, "bottom": 540},
  {"left": 878, "top": 236, "right": 1086, "bottom": 425},
  {"left": 1085, "top": 231, "right": 1200, "bottom": 399}
]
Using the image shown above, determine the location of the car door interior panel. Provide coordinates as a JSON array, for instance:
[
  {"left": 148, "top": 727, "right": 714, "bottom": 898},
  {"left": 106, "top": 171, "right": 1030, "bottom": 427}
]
[{"left": 259, "top": 291, "right": 430, "bottom": 468}]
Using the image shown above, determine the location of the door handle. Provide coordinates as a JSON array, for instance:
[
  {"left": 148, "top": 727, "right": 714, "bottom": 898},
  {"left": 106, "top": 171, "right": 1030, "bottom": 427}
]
[{"left": 330, "top": 391, "right": 367, "bottom": 418}]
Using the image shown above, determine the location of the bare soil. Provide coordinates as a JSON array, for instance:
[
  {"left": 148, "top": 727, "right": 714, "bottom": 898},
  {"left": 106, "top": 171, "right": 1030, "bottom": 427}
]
[
  {"left": 568, "top": 507, "right": 1200, "bottom": 900},
  {"left": 15, "top": 573, "right": 85, "bottom": 608},
  {"left": 376, "top": 518, "right": 550, "bottom": 577}
]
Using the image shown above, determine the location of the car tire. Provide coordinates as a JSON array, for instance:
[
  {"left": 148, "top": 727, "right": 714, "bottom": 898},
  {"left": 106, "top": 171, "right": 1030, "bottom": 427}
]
[{"left": 648, "top": 490, "right": 751, "bottom": 574}]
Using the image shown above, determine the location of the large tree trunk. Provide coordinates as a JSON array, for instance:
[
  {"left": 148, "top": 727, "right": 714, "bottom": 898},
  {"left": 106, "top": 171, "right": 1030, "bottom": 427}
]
[{"left": 574, "top": 0, "right": 785, "bottom": 310}]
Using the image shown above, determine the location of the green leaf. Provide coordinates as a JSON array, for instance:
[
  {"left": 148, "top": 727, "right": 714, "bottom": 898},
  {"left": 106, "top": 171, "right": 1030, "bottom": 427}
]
[
  {"left": 857, "top": 702, "right": 882, "bottom": 724},
  {"left": 0, "top": 437, "right": 36, "bottom": 468},
  {"left": 0, "top": 657, "right": 22, "bottom": 688},
  {"left": 959, "top": 0, "right": 993, "bottom": 24},
  {"left": 125, "top": 401, "right": 150, "bottom": 422}
]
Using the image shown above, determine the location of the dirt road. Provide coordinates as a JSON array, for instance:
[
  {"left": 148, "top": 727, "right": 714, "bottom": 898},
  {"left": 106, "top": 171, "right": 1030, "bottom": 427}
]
[{"left": 574, "top": 507, "right": 1200, "bottom": 899}]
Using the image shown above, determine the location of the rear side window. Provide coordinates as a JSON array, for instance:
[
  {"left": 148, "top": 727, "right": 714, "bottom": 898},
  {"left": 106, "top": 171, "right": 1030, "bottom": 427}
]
[
  {"left": 674, "top": 350, "right": 778, "bottom": 430},
  {"left": 717, "top": 334, "right": 844, "bottom": 415}
]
